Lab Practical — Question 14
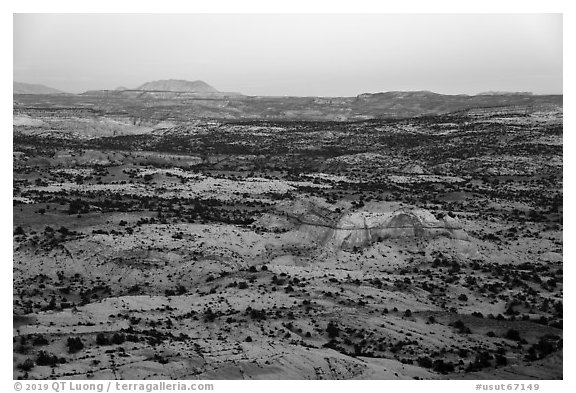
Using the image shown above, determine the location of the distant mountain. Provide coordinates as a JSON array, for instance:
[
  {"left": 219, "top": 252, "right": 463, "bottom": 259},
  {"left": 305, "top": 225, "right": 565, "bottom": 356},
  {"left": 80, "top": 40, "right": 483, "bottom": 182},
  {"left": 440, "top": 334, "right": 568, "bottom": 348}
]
[
  {"left": 352, "top": 91, "right": 560, "bottom": 118},
  {"left": 477, "top": 91, "right": 534, "bottom": 96},
  {"left": 136, "top": 79, "right": 219, "bottom": 93},
  {"left": 72, "top": 85, "right": 561, "bottom": 121},
  {"left": 14, "top": 81, "right": 65, "bottom": 95}
]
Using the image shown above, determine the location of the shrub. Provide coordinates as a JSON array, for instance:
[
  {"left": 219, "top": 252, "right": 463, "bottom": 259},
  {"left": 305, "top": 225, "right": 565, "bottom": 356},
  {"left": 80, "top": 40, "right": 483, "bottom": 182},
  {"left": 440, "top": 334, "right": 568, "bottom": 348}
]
[
  {"left": 417, "top": 356, "right": 433, "bottom": 368},
  {"left": 67, "top": 199, "right": 88, "bottom": 215},
  {"left": 495, "top": 354, "right": 508, "bottom": 366},
  {"left": 504, "top": 329, "right": 521, "bottom": 342},
  {"left": 326, "top": 322, "right": 340, "bottom": 338},
  {"left": 66, "top": 337, "right": 84, "bottom": 353},
  {"left": 433, "top": 359, "right": 455, "bottom": 374},
  {"left": 452, "top": 320, "right": 472, "bottom": 334},
  {"left": 204, "top": 308, "right": 217, "bottom": 322},
  {"left": 111, "top": 333, "right": 126, "bottom": 345},
  {"left": 36, "top": 351, "right": 60, "bottom": 366},
  {"left": 17, "top": 358, "right": 35, "bottom": 371},
  {"left": 466, "top": 351, "right": 493, "bottom": 372},
  {"left": 96, "top": 333, "right": 109, "bottom": 346},
  {"left": 32, "top": 335, "right": 49, "bottom": 346},
  {"left": 249, "top": 308, "right": 266, "bottom": 321},
  {"left": 238, "top": 281, "right": 249, "bottom": 289},
  {"left": 525, "top": 335, "right": 562, "bottom": 361}
]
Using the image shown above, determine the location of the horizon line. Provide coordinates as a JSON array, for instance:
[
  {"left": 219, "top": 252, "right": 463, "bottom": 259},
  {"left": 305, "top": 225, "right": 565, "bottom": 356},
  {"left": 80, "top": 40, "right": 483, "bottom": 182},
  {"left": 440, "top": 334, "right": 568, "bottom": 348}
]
[{"left": 13, "top": 81, "right": 564, "bottom": 98}]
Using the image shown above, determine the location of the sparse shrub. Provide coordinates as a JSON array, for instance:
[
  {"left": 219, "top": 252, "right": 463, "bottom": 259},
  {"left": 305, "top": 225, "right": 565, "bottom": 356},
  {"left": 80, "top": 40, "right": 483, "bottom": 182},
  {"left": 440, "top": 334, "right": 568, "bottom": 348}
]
[
  {"left": 17, "top": 358, "right": 35, "bottom": 372},
  {"left": 36, "top": 351, "right": 61, "bottom": 366},
  {"left": 32, "top": 335, "right": 49, "bottom": 346},
  {"left": 433, "top": 359, "right": 455, "bottom": 374},
  {"left": 67, "top": 199, "right": 88, "bottom": 215},
  {"left": 504, "top": 329, "right": 521, "bottom": 342},
  {"left": 249, "top": 308, "right": 267, "bottom": 321},
  {"left": 451, "top": 320, "right": 471, "bottom": 334},
  {"left": 204, "top": 308, "right": 217, "bottom": 322},
  {"left": 238, "top": 281, "right": 249, "bottom": 289},
  {"left": 111, "top": 333, "right": 125, "bottom": 345},
  {"left": 96, "top": 333, "right": 109, "bottom": 346},
  {"left": 126, "top": 334, "right": 139, "bottom": 343},
  {"left": 467, "top": 351, "right": 493, "bottom": 372},
  {"left": 66, "top": 337, "right": 84, "bottom": 353},
  {"left": 417, "top": 356, "right": 433, "bottom": 368},
  {"left": 495, "top": 354, "right": 508, "bottom": 366},
  {"left": 326, "top": 321, "right": 340, "bottom": 338},
  {"left": 525, "top": 334, "right": 562, "bottom": 361}
]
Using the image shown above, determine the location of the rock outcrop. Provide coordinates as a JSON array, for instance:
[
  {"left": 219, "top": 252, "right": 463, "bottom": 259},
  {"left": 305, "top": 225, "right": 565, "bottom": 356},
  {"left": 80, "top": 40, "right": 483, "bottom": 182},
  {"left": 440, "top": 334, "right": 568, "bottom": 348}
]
[
  {"left": 259, "top": 198, "right": 469, "bottom": 252},
  {"left": 328, "top": 208, "right": 468, "bottom": 250}
]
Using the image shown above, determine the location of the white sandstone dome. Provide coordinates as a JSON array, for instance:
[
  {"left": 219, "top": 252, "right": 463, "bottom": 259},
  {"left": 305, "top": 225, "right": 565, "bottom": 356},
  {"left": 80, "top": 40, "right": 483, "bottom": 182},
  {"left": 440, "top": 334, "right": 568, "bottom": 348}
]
[{"left": 330, "top": 208, "right": 468, "bottom": 250}]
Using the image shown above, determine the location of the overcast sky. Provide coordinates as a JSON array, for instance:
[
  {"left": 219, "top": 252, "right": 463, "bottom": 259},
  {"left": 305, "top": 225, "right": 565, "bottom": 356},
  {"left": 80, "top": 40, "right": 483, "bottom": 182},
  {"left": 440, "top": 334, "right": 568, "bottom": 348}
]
[{"left": 13, "top": 13, "right": 562, "bottom": 96}]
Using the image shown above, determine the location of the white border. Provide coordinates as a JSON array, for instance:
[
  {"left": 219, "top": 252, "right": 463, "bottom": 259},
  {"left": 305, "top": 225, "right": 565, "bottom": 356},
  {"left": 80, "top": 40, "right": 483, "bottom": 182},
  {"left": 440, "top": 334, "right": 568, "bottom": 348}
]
[{"left": 3, "top": 1, "right": 572, "bottom": 391}]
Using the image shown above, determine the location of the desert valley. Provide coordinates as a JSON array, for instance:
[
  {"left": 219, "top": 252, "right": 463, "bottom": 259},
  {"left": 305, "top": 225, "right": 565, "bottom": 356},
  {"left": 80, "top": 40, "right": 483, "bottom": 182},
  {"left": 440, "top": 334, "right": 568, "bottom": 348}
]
[{"left": 13, "top": 80, "right": 563, "bottom": 380}]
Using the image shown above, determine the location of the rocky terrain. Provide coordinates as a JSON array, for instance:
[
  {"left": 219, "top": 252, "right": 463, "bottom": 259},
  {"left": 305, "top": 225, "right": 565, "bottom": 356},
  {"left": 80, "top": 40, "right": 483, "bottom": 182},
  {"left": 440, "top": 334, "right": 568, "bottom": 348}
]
[{"left": 13, "top": 86, "right": 563, "bottom": 380}]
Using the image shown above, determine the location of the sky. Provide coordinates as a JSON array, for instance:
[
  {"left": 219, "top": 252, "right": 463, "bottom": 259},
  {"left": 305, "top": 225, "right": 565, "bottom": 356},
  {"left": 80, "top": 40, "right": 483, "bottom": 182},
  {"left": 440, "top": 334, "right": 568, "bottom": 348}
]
[{"left": 13, "top": 13, "right": 563, "bottom": 96}]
